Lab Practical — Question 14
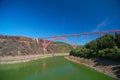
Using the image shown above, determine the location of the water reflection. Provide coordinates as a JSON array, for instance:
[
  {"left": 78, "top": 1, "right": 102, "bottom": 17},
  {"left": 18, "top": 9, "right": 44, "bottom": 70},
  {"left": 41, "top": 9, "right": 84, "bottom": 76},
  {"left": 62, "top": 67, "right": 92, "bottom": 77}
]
[
  {"left": 0, "top": 56, "right": 116, "bottom": 80},
  {"left": 42, "top": 61, "right": 47, "bottom": 71}
]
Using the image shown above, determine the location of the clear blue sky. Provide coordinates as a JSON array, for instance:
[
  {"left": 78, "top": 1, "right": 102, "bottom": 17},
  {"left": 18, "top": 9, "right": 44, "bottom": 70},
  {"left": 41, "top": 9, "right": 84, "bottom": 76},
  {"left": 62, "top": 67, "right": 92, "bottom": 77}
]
[{"left": 0, "top": 0, "right": 120, "bottom": 44}]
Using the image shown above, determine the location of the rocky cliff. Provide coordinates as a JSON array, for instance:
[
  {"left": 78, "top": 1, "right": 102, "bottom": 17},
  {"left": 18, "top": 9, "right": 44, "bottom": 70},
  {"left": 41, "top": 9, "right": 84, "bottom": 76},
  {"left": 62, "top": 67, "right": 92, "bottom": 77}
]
[{"left": 0, "top": 35, "right": 72, "bottom": 56}]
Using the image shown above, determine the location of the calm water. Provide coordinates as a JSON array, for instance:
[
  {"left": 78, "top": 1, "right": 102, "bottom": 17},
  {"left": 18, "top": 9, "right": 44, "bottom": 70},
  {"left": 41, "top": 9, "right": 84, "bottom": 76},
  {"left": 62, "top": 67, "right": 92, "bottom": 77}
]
[{"left": 0, "top": 56, "right": 116, "bottom": 80}]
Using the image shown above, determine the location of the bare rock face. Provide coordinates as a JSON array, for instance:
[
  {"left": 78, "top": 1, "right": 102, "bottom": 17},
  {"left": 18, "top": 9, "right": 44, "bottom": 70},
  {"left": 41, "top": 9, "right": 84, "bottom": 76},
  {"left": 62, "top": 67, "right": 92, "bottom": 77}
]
[
  {"left": 0, "top": 35, "right": 71, "bottom": 56},
  {"left": 0, "top": 35, "right": 43, "bottom": 56}
]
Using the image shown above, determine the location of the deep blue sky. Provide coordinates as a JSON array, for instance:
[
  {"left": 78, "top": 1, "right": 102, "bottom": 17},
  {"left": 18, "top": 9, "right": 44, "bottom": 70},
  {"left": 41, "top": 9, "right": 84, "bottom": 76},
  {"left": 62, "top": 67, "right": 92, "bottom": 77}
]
[{"left": 0, "top": 0, "right": 120, "bottom": 44}]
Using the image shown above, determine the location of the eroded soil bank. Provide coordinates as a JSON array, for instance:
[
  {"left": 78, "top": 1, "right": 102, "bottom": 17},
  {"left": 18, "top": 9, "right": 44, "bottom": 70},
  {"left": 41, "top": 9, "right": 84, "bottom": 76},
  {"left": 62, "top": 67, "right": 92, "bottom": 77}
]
[
  {"left": 0, "top": 53, "right": 69, "bottom": 64},
  {"left": 65, "top": 56, "right": 120, "bottom": 79}
]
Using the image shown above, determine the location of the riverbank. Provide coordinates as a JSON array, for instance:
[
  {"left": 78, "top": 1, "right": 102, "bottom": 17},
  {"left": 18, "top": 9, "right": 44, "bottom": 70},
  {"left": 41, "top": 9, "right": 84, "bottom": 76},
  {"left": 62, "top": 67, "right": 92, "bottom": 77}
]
[
  {"left": 65, "top": 56, "right": 119, "bottom": 79},
  {"left": 0, "top": 53, "right": 69, "bottom": 64},
  {"left": 0, "top": 56, "right": 115, "bottom": 80}
]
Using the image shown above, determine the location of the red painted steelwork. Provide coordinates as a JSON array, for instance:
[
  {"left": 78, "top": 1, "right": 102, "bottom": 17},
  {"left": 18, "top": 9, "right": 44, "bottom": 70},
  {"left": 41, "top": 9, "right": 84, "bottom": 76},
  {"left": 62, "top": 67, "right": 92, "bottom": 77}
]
[
  {"left": 39, "top": 30, "right": 120, "bottom": 49},
  {"left": 40, "top": 36, "right": 73, "bottom": 49}
]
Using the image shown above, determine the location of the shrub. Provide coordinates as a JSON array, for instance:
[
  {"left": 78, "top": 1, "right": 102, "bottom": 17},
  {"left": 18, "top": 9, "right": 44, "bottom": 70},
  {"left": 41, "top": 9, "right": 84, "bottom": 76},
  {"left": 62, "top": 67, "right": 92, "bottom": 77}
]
[
  {"left": 70, "top": 34, "right": 120, "bottom": 60},
  {"left": 98, "top": 46, "right": 120, "bottom": 60}
]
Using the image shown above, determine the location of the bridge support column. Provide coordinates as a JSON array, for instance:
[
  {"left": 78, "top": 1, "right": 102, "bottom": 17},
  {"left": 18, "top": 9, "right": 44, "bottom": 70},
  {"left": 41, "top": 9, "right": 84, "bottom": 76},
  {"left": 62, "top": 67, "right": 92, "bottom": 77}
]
[
  {"left": 42, "top": 39, "right": 47, "bottom": 55},
  {"left": 74, "top": 36, "right": 77, "bottom": 48},
  {"left": 100, "top": 32, "right": 102, "bottom": 38},
  {"left": 43, "top": 48, "right": 47, "bottom": 55},
  {"left": 86, "top": 35, "right": 89, "bottom": 43},
  {"left": 36, "top": 38, "right": 39, "bottom": 44}
]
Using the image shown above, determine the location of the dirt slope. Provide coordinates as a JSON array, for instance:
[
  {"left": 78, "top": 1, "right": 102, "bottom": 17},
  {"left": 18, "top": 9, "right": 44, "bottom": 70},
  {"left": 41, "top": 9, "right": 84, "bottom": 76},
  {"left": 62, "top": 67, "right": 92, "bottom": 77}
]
[{"left": 0, "top": 35, "right": 72, "bottom": 56}]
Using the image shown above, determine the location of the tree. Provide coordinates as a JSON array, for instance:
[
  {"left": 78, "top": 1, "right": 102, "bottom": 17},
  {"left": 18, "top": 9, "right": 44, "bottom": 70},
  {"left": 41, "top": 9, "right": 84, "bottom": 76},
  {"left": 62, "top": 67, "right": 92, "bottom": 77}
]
[{"left": 115, "top": 33, "right": 120, "bottom": 48}]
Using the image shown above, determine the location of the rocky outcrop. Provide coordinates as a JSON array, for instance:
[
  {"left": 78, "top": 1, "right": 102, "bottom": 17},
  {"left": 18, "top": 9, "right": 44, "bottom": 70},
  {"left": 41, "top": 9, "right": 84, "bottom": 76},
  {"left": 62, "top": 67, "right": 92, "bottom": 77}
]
[{"left": 0, "top": 35, "right": 71, "bottom": 56}]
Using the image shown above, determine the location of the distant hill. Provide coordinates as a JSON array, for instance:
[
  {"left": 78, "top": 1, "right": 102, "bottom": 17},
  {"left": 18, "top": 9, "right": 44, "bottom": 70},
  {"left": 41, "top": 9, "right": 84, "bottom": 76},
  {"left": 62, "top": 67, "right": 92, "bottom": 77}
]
[{"left": 0, "top": 35, "right": 72, "bottom": 56}]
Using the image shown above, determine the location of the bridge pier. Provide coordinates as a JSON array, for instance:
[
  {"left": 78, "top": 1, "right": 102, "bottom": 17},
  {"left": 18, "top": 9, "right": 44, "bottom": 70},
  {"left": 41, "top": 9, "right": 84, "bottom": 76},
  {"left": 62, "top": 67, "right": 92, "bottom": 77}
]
[
  {"left": 39, "top": 30, "right": 120, "bottom": 53},
  {"left": 43, "top": 48, "right": 47, "bottom": 55}
]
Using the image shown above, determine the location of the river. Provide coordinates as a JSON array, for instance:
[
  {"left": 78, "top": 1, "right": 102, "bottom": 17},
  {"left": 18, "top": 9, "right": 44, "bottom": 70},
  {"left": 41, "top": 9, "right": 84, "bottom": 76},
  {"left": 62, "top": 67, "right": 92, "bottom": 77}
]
[{"left": 0, "top": 56, "right": 116, "bottom": 80}]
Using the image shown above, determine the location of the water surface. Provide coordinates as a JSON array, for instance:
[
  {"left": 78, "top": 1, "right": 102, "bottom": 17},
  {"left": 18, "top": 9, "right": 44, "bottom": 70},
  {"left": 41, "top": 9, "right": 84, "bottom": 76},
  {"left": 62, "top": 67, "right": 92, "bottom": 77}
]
[{"left": 0, "top": 56, "right": 116, "bottom": 80}]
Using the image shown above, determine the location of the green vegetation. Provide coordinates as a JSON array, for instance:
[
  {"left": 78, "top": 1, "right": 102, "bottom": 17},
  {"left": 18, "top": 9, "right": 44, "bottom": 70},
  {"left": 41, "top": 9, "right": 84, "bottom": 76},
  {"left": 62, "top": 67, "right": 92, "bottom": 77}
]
[
  {"left": 47, "top": 42, "right": 72, "bottom": 53},
  {"left": 70, "top": 33, "right": 120, "bottom": 60}
]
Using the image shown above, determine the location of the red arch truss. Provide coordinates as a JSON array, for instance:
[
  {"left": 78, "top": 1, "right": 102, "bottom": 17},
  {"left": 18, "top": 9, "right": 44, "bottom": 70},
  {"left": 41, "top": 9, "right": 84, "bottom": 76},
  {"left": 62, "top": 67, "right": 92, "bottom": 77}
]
[
  {"left": 38, "top": 30, "right": 120, "bottom": 49},
  {"left": 41, "top": 36, "right": 74, "bottom": 49}
]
